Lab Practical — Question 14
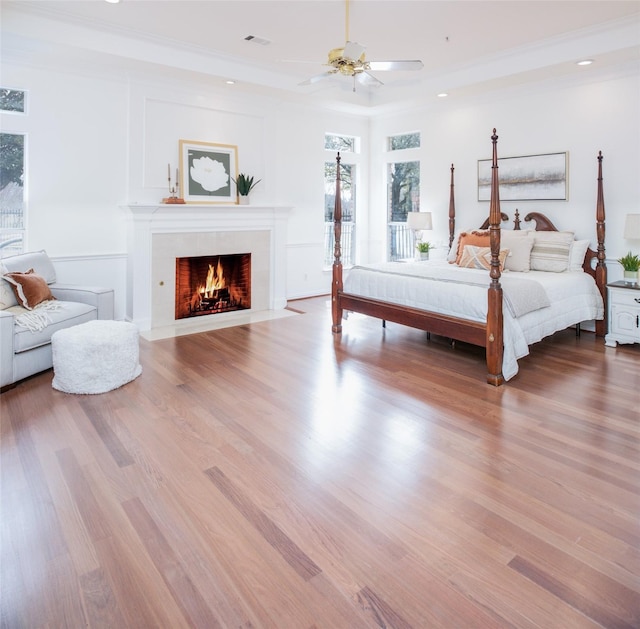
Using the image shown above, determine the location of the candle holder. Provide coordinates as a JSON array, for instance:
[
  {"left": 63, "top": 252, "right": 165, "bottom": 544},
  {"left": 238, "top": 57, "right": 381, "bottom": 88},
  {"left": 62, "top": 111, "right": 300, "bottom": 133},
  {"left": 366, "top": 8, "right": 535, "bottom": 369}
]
[{"left": 162, "top": 166, "right": 185, "bottom": 204}]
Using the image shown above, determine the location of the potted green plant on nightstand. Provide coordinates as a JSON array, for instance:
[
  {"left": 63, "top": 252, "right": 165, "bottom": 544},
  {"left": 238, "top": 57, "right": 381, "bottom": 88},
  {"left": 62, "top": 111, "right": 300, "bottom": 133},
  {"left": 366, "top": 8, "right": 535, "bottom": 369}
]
[
  {"left": 416, "top": 241, "right": 432, "bottom": 260},
  {"left": 618, "top": 251, "right": 640, "bottom": 283},
  {"left": 233, "top": 173, "right": 262, "bottom": 205}
]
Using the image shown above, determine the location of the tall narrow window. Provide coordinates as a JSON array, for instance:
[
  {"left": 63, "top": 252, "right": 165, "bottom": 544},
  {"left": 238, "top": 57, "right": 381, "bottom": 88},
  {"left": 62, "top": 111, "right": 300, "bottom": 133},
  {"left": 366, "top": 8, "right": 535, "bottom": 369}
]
[
  {"left": 387, "top": 132, "right": 420, "bottom": 261},
  {"left": 325, "top": 133, "right": 357, "bottom": 268},
  {"left": 0, "top": 132, "right": 25, "bottom": 256}
]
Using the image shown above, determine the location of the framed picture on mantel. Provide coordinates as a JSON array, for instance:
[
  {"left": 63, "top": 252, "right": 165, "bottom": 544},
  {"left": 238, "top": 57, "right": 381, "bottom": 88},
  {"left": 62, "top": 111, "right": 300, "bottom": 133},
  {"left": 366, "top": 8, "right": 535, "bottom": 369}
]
[{"left": 179, "top": 140, "right": 238, "bottom": 204}]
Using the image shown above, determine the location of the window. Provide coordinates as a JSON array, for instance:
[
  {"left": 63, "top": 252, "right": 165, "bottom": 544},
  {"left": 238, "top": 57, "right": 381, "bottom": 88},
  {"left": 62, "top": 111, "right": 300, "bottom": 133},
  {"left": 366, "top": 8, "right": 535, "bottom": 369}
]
[
  {"left": 386, "top": 133, "right": 420, "bottom": 260},
  {"left": 325, "top": 134, "right": 355, "bottom": 153},
  {"left": 0, "top": 88, "right": 26, "bottom": 114},
  {"left": 0, "top": 132, "right": 25, "bottom": 256},
  {"left": 388, "top": 132, "right": 420, "bottom": 151},
  {"left": 325, "top": 134, "right": 357, "bottom": 268}
]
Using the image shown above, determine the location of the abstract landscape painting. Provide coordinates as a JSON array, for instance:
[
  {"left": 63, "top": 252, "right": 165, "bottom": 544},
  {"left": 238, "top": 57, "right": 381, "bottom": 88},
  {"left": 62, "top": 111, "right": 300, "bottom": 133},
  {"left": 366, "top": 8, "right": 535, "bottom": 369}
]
[{"left": 478, "top": 152, "right": 567, "bottom": 201}]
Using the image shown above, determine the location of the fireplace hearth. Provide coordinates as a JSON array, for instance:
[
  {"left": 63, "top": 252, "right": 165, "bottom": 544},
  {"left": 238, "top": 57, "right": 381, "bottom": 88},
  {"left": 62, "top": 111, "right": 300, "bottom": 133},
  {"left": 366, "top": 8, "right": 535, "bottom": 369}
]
[{"left": 175, "top": 254, "right": 251, "bottom": 320}]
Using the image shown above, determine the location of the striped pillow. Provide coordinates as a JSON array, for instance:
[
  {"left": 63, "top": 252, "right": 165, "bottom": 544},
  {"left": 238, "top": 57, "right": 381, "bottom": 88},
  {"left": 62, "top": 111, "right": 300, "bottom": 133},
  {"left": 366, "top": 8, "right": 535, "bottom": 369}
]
[
  {"left": 458, "top": 245, "right": 509, "bottom": 272},
  {"left": 530, "top": 231, "right": 574, "bottom": 272}
]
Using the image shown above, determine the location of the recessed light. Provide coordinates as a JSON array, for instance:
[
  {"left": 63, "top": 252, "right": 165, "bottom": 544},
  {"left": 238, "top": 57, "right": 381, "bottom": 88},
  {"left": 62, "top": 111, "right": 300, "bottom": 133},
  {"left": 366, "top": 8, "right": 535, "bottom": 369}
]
[
  {"left": 225, "top": 80, "right": 236, "bottom": 85},
  {"left": 576, "top": 59, "right": 593, "bottom": 66},
  {"left": 437, "top": 92, "right": 448, "bottom": 98},
  {"left": 105, "top": 0, "right": 120, "bottom": 4},
  {"left": 244, "top": 35, "right": 271, "bottom": 46}
]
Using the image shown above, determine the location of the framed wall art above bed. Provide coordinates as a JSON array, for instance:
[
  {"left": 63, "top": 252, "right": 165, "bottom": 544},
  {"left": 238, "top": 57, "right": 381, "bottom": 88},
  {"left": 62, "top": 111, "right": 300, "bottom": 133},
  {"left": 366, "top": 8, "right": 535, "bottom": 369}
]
[{"left": 478, "top": 151, "right": 568, "bottom": 201}]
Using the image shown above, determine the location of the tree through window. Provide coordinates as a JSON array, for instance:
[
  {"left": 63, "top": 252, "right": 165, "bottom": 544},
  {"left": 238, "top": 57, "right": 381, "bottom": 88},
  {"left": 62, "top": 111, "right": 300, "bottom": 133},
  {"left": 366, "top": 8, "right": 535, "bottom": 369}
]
[
  {"left": 324, "top": 133, "right": 357, "bottom": 267},
  {"left": 387, "top": 132, "right": 420, "bottom": 260},
  {"left": 0, "top": 132, "right": 25, "bottom": 255}
]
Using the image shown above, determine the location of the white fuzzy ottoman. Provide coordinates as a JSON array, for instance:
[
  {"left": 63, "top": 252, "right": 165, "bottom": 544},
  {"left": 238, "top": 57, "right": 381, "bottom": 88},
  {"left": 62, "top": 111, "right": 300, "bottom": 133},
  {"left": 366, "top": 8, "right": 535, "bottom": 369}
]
[{"left": 51, "top": 320, "right": 142, "bottom": 394}]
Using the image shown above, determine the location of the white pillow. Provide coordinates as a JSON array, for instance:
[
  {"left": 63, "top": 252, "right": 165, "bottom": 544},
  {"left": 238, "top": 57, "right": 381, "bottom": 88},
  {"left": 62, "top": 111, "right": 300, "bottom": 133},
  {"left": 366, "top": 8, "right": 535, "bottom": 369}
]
[
  {"left": 500, "top": 230, "right": 535, "bottom": 272},
  {"left": 0, "top": 263, "right": 18, "bottom": 310},
  {"left": 447, "top": 229, "right": 465, "bottom": 263},
  {"left": 568, "top": 239, "right": 590, "bottom": 272},
  {"left": 530, "top": 231, "right": 575, "bottom": 272}
]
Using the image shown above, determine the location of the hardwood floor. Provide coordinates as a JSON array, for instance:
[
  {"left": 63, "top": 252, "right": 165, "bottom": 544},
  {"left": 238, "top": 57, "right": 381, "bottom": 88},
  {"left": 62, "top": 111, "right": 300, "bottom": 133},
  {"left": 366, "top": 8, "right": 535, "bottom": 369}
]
[{"left": 1, "top": 296, "right": 638, "bottom": 628}]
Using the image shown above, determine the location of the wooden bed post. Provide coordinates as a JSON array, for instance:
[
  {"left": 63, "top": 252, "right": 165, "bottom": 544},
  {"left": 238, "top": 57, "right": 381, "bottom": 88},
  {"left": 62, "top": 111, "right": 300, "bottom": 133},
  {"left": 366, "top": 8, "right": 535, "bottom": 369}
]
[
  {"left": 448, "top": 164, "right": 456, "bottom": 249},
  {"left": 486, "top": 129, "right": 504, "bottom": 386},
  {"left": 595, "top": 151, "right": 607, "bottom": 337},
  {"left": 331, "top": 152, "right": 344, "bottom": 333}
]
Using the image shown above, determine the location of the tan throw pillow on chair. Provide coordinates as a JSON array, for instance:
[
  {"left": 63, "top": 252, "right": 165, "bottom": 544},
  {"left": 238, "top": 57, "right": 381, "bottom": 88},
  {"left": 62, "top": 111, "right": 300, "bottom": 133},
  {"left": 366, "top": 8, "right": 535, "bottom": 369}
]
[{"left": 2, "top": 268, "right": 55, "bottom": 310}]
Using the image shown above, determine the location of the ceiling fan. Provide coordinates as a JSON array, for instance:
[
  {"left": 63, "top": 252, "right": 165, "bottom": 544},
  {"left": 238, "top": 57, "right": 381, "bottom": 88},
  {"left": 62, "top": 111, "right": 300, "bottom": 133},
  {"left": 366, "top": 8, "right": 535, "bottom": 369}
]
[{"left": 299, "top": 0, "right": 423, "bottom": 90}]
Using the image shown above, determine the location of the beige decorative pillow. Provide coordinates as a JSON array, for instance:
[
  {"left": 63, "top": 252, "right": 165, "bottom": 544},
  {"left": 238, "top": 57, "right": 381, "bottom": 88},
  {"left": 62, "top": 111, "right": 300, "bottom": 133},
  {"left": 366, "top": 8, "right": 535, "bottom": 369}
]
[
  {"left": 0, "top": 263, "right": 18, "bottom": 310},
  {"left": 500, "top": 230, "right": 535, "bottom": 272},
  {"left": 530, "top": 231, "right": 575, "bottom": 272},
  {"left": 2, "top": 269, "right": 55, "bottom": 310},
  {"left": 458, "top": 245, "right": 509, "bottom": 272},
  {"left": 454, "top": 230, "right": 490, "bottom": 265},
  {"left": 569, "top": 239, "right": 591, "bottom": 272}
]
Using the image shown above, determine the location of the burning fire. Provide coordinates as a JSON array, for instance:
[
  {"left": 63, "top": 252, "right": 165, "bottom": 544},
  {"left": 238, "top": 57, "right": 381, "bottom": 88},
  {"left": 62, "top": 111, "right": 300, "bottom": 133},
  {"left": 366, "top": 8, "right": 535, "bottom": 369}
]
[{"left": 198, "top": 259, "right": 226, "bottom": 297}]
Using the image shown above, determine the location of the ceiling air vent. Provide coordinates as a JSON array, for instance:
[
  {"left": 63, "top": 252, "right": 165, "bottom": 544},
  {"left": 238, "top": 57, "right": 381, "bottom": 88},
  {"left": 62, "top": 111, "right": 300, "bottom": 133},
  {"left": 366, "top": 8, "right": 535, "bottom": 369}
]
[{"left": 244, "top": 35, "right": 271, "bottom": 46}]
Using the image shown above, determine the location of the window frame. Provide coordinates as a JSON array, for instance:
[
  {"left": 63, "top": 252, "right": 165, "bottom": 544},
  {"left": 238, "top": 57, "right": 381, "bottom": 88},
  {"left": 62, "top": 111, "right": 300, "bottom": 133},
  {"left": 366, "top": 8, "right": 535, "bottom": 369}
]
[{"left": 324, "top": 133, "right": 359, "bottom": 269}]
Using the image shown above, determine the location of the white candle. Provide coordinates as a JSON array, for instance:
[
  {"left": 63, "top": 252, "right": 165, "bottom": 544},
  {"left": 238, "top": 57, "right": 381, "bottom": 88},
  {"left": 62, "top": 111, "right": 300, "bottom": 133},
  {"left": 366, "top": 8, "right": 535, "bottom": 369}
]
[{"left": 168, "top": 163, "right": 171, "bottom": 180}]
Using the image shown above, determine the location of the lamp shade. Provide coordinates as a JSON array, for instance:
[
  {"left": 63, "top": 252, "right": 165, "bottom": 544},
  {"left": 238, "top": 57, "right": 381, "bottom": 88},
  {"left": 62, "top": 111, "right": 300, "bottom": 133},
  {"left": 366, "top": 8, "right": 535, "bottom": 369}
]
[
  {"left": 407, "top": 211, "right": 433, "bottom": 231},
  {"left": 624, "top": 214, "right": 640, "bottom": 240}
]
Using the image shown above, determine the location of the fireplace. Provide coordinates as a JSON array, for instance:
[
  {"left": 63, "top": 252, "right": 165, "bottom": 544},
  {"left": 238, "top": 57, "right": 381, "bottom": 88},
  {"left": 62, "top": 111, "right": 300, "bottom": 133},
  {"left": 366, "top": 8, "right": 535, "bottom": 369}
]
[
  {"left": 124, "top": 204, "right": 291, "bottom": 331},
  {"left": 175, "top": 254, "right": 251, "bottom": 320}
]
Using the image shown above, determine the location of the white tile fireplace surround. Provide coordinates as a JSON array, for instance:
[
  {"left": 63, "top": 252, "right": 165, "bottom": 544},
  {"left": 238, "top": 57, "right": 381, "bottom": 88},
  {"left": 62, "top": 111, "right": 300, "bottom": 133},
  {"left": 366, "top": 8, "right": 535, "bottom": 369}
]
[{"left": 124, "top": 204, "right": 291, "bottom": 332}]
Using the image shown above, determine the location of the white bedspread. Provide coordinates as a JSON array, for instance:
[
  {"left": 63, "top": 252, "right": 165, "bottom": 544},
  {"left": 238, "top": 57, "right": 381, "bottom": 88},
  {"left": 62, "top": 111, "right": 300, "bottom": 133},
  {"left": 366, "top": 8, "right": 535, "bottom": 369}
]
[{"left": 343, "top": 260, "right": 604, "bottom": 380}]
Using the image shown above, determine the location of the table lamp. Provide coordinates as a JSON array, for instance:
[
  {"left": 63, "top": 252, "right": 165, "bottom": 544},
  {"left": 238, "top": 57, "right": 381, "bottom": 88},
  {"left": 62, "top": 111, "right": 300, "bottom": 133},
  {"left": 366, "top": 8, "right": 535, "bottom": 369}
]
[{"left": 407, "top": 211, "right": 433, "bottom": 259}]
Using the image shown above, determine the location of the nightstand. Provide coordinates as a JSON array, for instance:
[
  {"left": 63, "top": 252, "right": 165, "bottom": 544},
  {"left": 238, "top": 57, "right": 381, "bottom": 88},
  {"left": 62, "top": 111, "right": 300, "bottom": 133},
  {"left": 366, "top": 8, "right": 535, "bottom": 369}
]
[{"left": 605, "top": 280, "right": 640, "bottom": 347}]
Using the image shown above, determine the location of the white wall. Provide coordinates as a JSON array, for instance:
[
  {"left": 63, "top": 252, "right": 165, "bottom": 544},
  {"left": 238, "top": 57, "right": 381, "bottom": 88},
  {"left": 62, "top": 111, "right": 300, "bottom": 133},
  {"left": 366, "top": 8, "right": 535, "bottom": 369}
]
[
  {"left": 0, "top": 62, "right": 367, "bottom": 312},
  {"left": 368, "top": 70, "right": 640, "bottom": 283},
  {"left": 1, "top": 59, "right": 638, "bottom": 318}
]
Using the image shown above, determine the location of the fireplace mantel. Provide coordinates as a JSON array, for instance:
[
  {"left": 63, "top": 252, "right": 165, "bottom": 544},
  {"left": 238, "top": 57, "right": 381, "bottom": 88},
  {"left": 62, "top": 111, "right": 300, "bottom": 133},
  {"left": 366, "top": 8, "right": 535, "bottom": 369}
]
[{"left": 123, "top": 204, "right": 292, "bottom": 331}]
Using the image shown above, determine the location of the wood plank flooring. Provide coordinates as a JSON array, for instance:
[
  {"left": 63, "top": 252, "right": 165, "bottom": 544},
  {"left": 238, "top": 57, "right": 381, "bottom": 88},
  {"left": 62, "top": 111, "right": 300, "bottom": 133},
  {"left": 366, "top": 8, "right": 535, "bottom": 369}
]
[{"left": 1, "top": 296, "right": 638, "bottom": 628}]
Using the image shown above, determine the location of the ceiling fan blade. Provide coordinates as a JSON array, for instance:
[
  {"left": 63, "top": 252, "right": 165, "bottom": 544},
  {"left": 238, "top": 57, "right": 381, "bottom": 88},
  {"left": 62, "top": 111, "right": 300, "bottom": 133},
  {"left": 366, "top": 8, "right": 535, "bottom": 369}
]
[
  {"left": 299, "top": 71, "right": 336, "bottom": 86},
  {"left": 367, "top": 60, "right": 424, "bottom": 72},
  {"left": 343, "top": 41, "right": 366, "bottom": 61},
  {"left": 357, "top": 71, "right": 384, "bottom": 87}
]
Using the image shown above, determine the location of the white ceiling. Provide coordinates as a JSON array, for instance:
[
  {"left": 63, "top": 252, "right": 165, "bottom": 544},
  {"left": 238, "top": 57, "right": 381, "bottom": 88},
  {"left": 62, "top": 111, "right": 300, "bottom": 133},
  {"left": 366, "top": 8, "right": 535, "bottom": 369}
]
[{"left": 2, "top": 0, "right": 639, "bottom": 112}]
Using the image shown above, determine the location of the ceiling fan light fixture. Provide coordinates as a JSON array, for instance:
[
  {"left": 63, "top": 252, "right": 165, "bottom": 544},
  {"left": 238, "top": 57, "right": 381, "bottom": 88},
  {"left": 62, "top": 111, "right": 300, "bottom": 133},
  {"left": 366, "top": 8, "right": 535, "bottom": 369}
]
[{"left": 300, "top": 0, "right": 423, "bottom": 87}]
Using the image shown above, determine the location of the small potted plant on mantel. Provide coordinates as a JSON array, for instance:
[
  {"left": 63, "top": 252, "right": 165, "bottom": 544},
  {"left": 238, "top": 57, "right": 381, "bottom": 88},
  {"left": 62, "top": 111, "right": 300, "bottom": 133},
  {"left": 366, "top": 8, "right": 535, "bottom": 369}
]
[
  {"left": 618, "top": 251, "right": 640, "bottom": 283},
  {"left": 416, "top": 241, "right": 432, "bottom": 260},
  {"left": 233, "top": 173, "right": 261, "bottom": 205}
]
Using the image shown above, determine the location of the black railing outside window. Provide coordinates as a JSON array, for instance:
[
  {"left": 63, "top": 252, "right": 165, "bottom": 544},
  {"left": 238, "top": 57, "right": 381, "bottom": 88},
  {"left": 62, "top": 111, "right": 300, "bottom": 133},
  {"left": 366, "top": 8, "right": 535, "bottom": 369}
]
[
  {"left": 325, "top": 222, "right": 414, "bottom": 265},
  {"left": 324, "top": 221, "right": 355, "bottom": 267},
  {"left": 388, "top": 223, "right": 414, "bottom": 261}
]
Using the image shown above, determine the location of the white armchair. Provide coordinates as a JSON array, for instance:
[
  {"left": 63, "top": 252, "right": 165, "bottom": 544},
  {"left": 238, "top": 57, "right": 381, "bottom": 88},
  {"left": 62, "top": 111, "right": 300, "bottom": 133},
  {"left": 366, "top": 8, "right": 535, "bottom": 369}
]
[{"left": 0, "top": 250, "right": 114, "bottom": 390}]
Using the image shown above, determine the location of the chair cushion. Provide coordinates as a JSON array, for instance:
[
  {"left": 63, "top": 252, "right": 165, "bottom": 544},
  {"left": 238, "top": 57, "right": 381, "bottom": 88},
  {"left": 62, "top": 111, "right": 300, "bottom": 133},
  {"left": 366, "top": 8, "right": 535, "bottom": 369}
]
[{"left": 10, "top": 301, "right": 97, "bottom": 353}]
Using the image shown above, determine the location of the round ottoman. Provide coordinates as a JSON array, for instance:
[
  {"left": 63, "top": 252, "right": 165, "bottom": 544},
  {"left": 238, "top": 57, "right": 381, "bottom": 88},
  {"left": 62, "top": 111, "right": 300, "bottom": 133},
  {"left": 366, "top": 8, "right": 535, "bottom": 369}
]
[{"left": 51, "top": 320, "right": 142, "bottom": 394}]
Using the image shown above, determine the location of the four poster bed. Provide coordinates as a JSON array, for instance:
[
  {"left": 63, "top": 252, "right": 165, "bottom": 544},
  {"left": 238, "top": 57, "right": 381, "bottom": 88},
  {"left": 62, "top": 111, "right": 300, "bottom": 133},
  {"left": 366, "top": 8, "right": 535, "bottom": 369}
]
[{"left": 330, "top": 130, "right": 607, "bottom": 385}]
